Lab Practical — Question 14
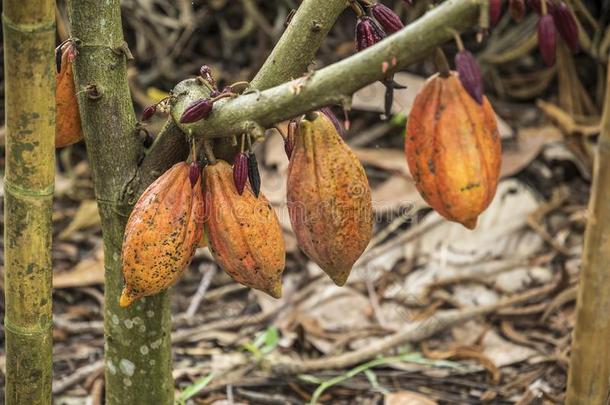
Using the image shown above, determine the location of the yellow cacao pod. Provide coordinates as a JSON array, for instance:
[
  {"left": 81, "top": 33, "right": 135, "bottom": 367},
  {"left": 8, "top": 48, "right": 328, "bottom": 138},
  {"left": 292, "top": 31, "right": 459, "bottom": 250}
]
[
  {"left": 286, "top": 112, "right": 373, "bottom": 286},
  {"left": 120, "top": 162, "right": 204, "bottom": 307},
  {"left": 56, "top": 44, "right": 83, "bottom": 148},
  {"left": 405, "top": 73, "right": 501, "bottom": 229},
  {"left": 204, "top": 160, "right": 285, "bottom": 298}
]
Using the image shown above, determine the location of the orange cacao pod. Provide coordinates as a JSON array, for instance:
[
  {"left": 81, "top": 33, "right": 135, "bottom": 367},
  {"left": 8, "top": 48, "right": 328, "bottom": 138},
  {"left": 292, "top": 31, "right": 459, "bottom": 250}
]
[
  {"left": 120, "top": 162, "right": 204, "bottom": 307},
  {"left": 56, "top": 45, "right": 84, "bottom": 148},
  {"left": 286, "top": 112, "right": 373, "bottom": 286},
  {"left": 405, "top": 72, "right": 501, "bottom": 229},
  {"left": 204, "top": 160, "right": 285, "bottom": 298}
]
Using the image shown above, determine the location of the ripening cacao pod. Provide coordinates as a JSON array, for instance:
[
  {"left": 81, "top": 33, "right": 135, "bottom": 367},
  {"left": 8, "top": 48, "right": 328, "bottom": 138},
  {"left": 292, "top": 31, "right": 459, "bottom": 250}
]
[
  {"left": 204, "top": 160, "right": 285, "bottom": 298},
  {"left": 287, "top": 112, "right": 373, "bottom": 286},
  {"left": 56, "top": 44, "right": 83, "bottom": 148},
  {"left": 120, "top": 162, "right": 204, "bottom": 307},
  {"left": 405, "top": 73, "right": 501, "bottom": 229}
]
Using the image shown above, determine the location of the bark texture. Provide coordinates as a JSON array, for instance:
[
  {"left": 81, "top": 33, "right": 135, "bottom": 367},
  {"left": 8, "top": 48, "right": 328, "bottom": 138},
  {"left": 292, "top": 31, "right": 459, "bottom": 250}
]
[
  {"left": 566, "top": 62, "right": 610, "bottom": 405},
  {"left": 3, "top": 0, "right": 55, "bottom": 403},
  {"left": 68, "top": 1, "right": 173, "bottom": 403}
]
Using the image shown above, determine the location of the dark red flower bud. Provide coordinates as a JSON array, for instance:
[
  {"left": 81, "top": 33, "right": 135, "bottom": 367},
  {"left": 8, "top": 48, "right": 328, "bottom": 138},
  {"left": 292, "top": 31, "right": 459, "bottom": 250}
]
[
  {"left": 285, "top": 120, "right": 297, "bottom": 159},
  {"left": 509, "top": 0, "right": 526, "bottom": 22},
  {"left": 141, "top": 105, "right": 157, "bottom": 122},
  {"left": 552, "top": 2, "right": 579, "bottom": 53},
  {"left": 189, "top": 161, "right": 201, "bottom": 188},
  {"left": 355, "top": 17, "right": 385, "bottom": 52},
  {"left": 455, "top": 50, "right": 484, "bottom": 105},
  {"left": 489, "top": 0, "right": 503, "bottom": 27},
  {"left": 233, "top": 153, "right": 248, "bottom": 195},
  {"left": 247, "top": 153, "right": 261, "bottom": 198},
  {"left": 371, "top": 3, "right": 404, "bottom": 34},
  {"left": 199, "top": 65, "right": 215, "bottom": 87},
  {"left": 319, "top": 107, "right": 344, "bottom": 136},
  {"left": 528, "top": 0, "right": 555, "bottom": 14},
  {"left": 180, "top": 99, "right": 213, "bottom": 123},
  {"left": 538, "top": 14, "right": 557, "bottom": 67}
]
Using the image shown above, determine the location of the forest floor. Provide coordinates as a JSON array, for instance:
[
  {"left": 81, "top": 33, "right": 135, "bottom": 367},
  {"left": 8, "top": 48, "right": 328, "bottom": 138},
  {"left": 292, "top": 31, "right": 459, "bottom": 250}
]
[{"left": 0, "top": 0, "right": 606, "bottom": 404}]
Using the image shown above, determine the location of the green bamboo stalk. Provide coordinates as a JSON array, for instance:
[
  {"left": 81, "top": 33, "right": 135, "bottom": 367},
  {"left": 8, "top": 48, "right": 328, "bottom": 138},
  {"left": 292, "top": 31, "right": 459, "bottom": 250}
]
[
  {"left": 3, "top": 0, "right": 55, "bottom": 403},
  {"left": 566, "top": 63, "right": 610, "bottom": 404},
  {"left": 67, "top": 1, "right": 173, "bottom": 403}
]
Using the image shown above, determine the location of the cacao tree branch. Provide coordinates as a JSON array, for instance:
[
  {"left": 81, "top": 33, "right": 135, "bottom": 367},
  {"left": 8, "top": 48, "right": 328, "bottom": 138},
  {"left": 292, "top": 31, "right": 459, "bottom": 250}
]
[
  {"left": 566, "top": 60, "right": 610, "bottom": 405},
  {"left": 172, "top": 0, "right": 482, "bottom": 140},
  {"left": 3, "top": 0, "right": 55, "bottom": 402},
  {"left": 130, "top": 0, "right": 347, "bottom": 199},
  {"left": 250, "top": 0, "right": 348, "bottom": 89},
  {"left": 67, "top": 1, "right": 174, "bottom": 404}
]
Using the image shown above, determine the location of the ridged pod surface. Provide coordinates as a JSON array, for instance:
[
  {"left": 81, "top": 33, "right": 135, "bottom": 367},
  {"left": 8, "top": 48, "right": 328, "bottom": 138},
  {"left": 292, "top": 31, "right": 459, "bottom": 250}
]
[
  {"left": 56, "top": 46, "right": 83, "bottom": 148},
  {"left": 287, "top": 113, "right": 373, "bottom": 286},
  {"left": 204, "top": 160, "right": 285, "bottom": 298},
  {"left": 405, "top": 73, "right": 501, "bottom": 229},
  {"left": 120, "top": 162, "right": 204, "bottom": 307}
]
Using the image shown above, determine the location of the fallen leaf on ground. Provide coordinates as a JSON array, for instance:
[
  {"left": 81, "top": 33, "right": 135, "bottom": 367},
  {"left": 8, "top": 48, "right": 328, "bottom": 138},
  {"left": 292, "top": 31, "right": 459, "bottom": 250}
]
[
  {"left": 53, "top": 245, "right": 104, "bottom": 288},
  {"left": 385, "top": 390, "right": 438, "bottom": 405}
]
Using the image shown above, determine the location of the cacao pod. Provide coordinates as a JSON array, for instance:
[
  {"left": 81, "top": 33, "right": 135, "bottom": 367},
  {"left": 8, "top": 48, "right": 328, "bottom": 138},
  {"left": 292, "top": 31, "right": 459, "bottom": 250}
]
[
  {"left": 287, "top": 112, "right": 373, "bottom": 286},
  {"left": 120, "top": 162, "right": 204, "bottom": 307},
  {"left": 204, "top": 160, "right": 285, "bottom": 298},
  {"left": 405, "top": 72, "right": 501, "bottom": 229},
  {"left": 56, "top": 44, "right": 83, "bottom": 148}
]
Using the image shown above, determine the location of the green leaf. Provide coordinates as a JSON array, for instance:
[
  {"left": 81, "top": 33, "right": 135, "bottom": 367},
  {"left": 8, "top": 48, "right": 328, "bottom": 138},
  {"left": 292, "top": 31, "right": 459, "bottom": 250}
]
[{"left": 176, "top": 372, "right": 214, "bottom": 405}]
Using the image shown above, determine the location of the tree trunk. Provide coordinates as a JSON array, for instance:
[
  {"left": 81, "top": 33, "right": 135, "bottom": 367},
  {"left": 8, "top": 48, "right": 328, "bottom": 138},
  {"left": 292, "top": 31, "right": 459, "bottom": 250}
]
[
  {"left": 67, "top": 1, "right": 173, "bottom": 403},
  {"left": 566, "top": 63, "right": 610, "bottom": 404},
  {"left": 2, "top": 0, "right": 55, "bottom": 403}
]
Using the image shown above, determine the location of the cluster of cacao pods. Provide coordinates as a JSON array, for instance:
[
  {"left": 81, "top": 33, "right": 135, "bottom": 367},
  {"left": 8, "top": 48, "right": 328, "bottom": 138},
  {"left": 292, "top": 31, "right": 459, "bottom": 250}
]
[
  {"left": 55, "top": 41, "right": 84, "bottom": 148},
  {"left": 121, "top": 105, "right": 375, "bottom": 305},
  {"left": 489, "top": 0, "right": 579, "bottom": 67}
]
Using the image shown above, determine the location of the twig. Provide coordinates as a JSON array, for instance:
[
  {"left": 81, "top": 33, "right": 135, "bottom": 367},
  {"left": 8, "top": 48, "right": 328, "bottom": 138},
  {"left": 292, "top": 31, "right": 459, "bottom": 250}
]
[
  {"left": 250, "top": 0, "right": 348, "bottom": 90},
  {"left": 52, "top": 360, "right": 104, "bottom": 395},
  {"left": 269, "top": 287, "right": 546, "bottom": 375},
  {"left": 185, "top": 264, "right": 218, "bottom": 318}
]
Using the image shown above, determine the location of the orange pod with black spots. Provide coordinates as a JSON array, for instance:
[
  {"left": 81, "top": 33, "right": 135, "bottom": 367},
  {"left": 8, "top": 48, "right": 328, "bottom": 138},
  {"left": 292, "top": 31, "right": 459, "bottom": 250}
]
[
  {"left": 405, "top": 72, "right": 501, "bottom": 229},
  {"left": 204, "top": 160, "right": 285, "bottom": 298},
  {"left": 56, "top": 43, "right": 84, "bottom": 148},
  {"left": 120, "top": 162, "right": 204, "bottom": 307},
  {"left": 286, "top": 112, "right": 373, "bottom": 286}
]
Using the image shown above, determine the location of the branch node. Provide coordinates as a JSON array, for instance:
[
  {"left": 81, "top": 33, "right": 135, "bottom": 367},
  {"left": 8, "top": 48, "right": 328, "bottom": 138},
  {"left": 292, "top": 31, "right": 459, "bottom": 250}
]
[
  {"left": 113, "top": 42, "right": 134, "bottom": 61},
  {"left": 85, "top": 84, "right": 102, "bottom": 100}
]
